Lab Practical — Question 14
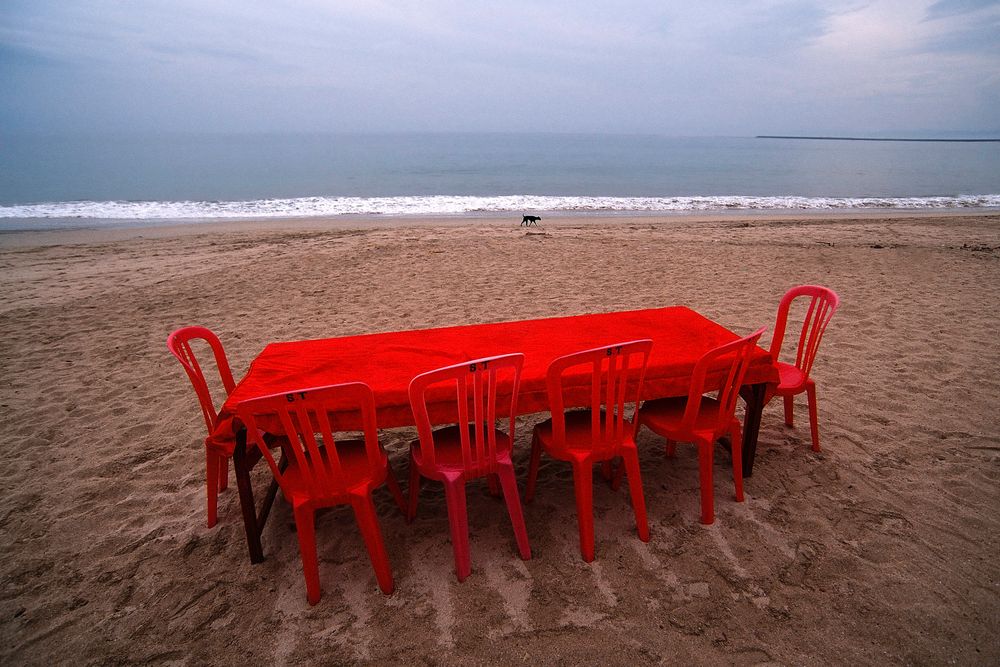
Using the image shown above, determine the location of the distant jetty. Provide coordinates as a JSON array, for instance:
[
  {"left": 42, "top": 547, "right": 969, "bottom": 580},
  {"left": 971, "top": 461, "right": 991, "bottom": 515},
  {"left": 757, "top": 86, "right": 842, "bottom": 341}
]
[{"left": 757, "top": 135, "right": 1000, "bottom": 143}]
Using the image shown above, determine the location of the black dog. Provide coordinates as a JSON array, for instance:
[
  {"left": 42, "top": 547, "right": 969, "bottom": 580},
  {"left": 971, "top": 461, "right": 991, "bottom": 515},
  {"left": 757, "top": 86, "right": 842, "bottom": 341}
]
[{"left": 521, "top": 215, "right": 541, "bottom": 226}]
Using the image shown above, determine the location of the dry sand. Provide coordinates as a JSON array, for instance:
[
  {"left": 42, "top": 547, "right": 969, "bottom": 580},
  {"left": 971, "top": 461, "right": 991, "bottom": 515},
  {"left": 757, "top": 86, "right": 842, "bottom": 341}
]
[{"left": 1, "top": 212, "right": 998, "bottom": 665}]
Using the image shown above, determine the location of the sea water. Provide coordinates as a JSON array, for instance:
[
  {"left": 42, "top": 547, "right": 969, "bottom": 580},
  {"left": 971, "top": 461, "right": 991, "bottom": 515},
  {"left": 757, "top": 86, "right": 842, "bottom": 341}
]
[{"left": 1, "top": 133, "right": 998, "bottom": 229}]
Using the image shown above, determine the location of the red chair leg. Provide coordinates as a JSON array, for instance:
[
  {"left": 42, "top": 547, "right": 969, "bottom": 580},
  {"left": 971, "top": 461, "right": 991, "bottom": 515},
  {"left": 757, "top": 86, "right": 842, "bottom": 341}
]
[
  {"left": 292, "top": 504, "right": 321, "bottom": 605},
  {"left": 783, "top": 394, "right": 795, "bottom": 427},
  {"left": 442, "top": 476, "right": 472, "bottom": 581},
  {"left": 487, "top": 474, "right": 501, "bottom": 497},
  {"left": 206, "top": 448, "right": 220, "bottom": 528},
  {"left": 571, "top": 461, "right": 595, "bottom": 562},
  {"left": 806, "top": 381, "right": 821, "bottom": 452},
  {"left": 496, "top": 461, "right": 531, "bottom": 560},
  {"left": 218, "top": 454, "right": 229, "bottom": 492},
  {"left": 620, "top": 448, "right": 650, "bottom": 542},
  {"left": 729, "top": 422, "right": 744, "bottom": 502},
  {"left": 525, "top": 433, "right": 542, "bottom": 503},
  {"left": 351, "top": 494, "right": 395, "bottom": 595},
  {"left": 385, "top": 461, "right": 407, "bottom": 514},
  {"left": 697, "top": 440, "right": 715, "bottom": 525},
  {"left": 406, "top": 457, "right": 421, "bottom": 523}
]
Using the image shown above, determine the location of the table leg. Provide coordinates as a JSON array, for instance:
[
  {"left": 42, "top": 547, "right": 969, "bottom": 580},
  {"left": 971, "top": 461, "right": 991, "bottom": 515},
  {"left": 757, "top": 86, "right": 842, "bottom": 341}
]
[
  {"left": 233, "top": 429, "right": 265, "bottom": 564},
  {"left": 257, "top": 452, "right": 287, "bottom": 532},
  {"left": 741, "top": 382, "right": 767, "bottom": 478}
]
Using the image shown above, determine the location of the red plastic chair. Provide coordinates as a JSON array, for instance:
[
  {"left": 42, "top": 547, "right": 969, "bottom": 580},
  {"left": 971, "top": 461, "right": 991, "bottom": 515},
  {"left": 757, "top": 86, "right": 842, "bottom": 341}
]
[
  {"left": 767, "top": 285, "right": 840, "bottom": 451},
  {"left": 236, "top": 382, "right": 405, "bottom": 604},
  {"left": 637, "top": 328, "right": 765, "bottom": 525},
  {"left": 525, "top": 340, "right": 653, "bottom": 562},
  {"left": 407, "top": 354, "right": 531, "bottom": 582},
  {"left": 167, "top": 326, "right": 237, "bottom": 528}
]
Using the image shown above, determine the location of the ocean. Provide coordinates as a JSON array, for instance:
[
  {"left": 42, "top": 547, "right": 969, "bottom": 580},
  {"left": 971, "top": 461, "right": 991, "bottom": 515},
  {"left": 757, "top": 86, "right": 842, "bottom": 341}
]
[{"left": 1, "top": 133, "right": 998, "bottom": 229}]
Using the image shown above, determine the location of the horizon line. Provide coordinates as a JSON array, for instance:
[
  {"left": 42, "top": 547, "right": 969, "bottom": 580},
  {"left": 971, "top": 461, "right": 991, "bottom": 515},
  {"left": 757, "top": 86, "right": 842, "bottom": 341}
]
[{"left": 757, "top": 135, "right": 1000, "bottom": 143}]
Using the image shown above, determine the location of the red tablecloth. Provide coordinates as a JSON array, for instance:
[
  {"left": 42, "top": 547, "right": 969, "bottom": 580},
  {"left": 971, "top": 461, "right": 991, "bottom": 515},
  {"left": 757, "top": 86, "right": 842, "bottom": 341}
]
[{"left": 209, "top": 307, "right": 778, "bottom": 454}]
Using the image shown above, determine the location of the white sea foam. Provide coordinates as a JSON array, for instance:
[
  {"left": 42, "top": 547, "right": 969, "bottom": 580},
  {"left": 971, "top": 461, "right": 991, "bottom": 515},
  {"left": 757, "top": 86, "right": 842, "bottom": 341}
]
[{"left": 1, "top": 194, "right": 998, "bottom": 222}]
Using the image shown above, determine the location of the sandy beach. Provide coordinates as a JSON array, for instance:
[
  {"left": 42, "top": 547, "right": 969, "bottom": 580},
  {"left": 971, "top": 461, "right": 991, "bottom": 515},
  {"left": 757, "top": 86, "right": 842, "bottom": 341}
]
[{"left": 2, "top": 211, "right": 998, "bottom": 665}]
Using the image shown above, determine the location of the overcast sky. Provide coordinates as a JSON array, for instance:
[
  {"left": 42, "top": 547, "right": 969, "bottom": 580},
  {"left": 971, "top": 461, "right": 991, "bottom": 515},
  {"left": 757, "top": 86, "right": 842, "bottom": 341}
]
[{"left": 2, "top": 0, "right": 998, "bottom": 136}]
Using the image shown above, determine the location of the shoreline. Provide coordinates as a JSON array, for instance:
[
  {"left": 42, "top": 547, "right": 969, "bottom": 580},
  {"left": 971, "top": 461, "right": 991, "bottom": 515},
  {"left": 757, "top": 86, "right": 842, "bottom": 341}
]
[{"left": 1, "top": 207, "right": 998, "bottom": 247}]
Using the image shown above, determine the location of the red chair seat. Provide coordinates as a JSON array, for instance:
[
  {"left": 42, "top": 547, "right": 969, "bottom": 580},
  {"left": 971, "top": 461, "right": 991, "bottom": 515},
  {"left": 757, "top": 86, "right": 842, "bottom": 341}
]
[
  {"left": 411, "top": 425, "right": 514, "bottom": 474},
  {"left": 775, "top": 360, "right": 807, "bottom": 393},
  {"left": 533, "top": 410, "right": 623, "bottom": 458},
  {"left": 280, "top": 440, "right": 389, "bottom": 505},
  {"left": 639, "top": 396, "right": 728, "bottom": 439}
]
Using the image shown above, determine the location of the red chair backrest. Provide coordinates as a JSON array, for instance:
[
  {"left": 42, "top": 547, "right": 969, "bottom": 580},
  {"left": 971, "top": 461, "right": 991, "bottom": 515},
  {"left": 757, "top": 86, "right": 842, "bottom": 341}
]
[
  {"left": 770, "top": 285, "right": 840, "bottom": 381},
  {"left": 167, "top": 326, "right": 236, "bottom": 436},
  {"left": 679, "top": 328, "right": 766, "bottom": 434},
  {"left": 408, "top": 353, "right": 524, "bottom": 476},
  {"left": 236, "top": 382, "right": 384, "bottom": 501},
  {"left": 545, "top": 340, "right": 653, "bottom": 457}
]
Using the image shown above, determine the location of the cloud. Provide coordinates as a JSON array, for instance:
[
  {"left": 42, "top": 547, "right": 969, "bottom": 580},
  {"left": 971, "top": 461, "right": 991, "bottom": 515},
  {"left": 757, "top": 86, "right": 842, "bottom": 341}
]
[
  {"left": 0, "top": 1, "right": 998, "bottom": 135},
  {"left": 926, "top": 0, "right": 1000, "bottom": 19},
  {"left": 922, "top": 0, "right": 1000, "bottom": 54}
]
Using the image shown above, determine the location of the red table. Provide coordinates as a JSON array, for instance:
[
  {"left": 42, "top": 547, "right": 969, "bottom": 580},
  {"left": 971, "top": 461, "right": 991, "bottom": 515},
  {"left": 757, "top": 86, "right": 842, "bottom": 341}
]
[{"left": 216, "top": 307, "right": 779, "bottom": 563}]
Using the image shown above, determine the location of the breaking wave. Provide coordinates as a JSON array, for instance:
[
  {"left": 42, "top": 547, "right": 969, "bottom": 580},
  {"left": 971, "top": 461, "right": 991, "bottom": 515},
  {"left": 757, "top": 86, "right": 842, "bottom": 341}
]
[{"left": 2, "top": 194, "right": 999, "bottom": 221}]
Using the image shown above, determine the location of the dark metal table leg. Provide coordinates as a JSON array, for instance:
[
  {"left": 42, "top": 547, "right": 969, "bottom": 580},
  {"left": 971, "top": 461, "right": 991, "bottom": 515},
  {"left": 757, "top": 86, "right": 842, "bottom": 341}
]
[
  {"left": 257, "top": 453, "right": 286, "bottom": 532},
  {"left": 741, "top": 383, "right": 767, "bottom": 478},
  {"left": 233, "top": 429, "right": 265, "bottom": 564}
]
